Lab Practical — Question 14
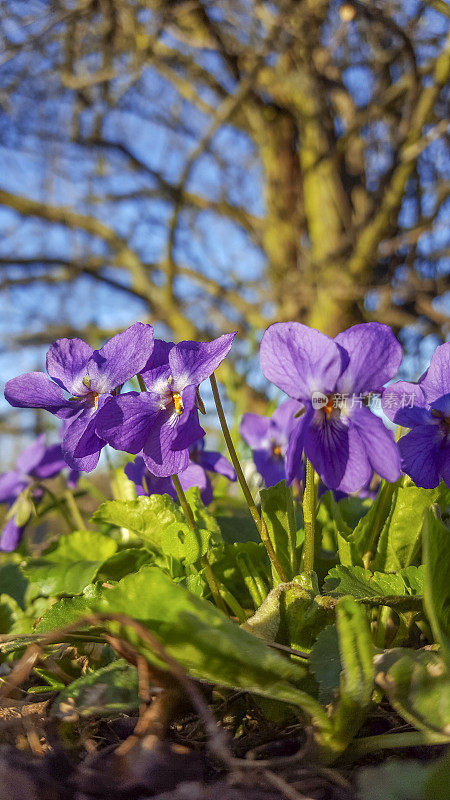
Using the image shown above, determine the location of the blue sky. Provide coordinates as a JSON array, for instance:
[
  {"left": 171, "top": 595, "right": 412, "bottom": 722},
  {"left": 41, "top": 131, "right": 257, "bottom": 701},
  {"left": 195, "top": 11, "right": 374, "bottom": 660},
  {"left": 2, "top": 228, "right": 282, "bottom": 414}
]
[{"left": 0, "top": 0, "right": 448, "bottom": 465}]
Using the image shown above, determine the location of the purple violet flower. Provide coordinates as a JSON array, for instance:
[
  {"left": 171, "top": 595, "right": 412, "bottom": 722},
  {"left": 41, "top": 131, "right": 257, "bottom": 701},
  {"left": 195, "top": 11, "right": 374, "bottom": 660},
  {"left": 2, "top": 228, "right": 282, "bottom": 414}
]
[
  {"left": 260, "top": 322, "right": 402, "bottom": 493},
  {"left": 5, "top": 323, "right": 154, "bottom": 472},
  {"left": 96, "top": 333, "right": 235, "bottom": 477},
  {"left": 239, "top": 399, "right": 304, "bottom": 487},
  {"left": 382, "top": 343, "right": 449, "bottom": 488},
  {"left": 125, "top": 456, "right": 179, "bottom": 502},
  {"left": 0, "top": 434, "right": 75, "bottom": 551},
  {"left": 125, "top": 440, "right": 235, "bottom": 506}
]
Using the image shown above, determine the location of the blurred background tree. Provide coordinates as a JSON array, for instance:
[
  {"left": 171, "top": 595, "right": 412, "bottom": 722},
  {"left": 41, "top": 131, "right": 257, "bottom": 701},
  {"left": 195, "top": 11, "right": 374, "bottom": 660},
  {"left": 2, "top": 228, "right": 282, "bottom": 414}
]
[{"left": 0, "top": 0, "right": 449, "bottom": 446}]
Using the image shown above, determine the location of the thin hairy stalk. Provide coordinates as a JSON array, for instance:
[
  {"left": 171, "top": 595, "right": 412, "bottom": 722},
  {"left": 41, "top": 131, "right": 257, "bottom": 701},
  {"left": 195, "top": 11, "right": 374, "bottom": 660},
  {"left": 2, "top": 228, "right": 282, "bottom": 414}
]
[
  {"left": 348, "top": 730, "right": 450, "bottom": 757},
  {"left": 171, "top": 473, "right": 227, "bottom": 613},
  {"left": 64, "top": 488, "right": 85, "bottom": 530},
  {"left": 209, "top": 372, "right": 288, "bottom": 582},
  {"left": 171, "top": 473, "right": 196, "bottom": 529},
  {"left": 302, "top": 458, "right": 316, "bottom": 573},
  {"left": 37, "top": 484, "right": 73, "bottom": 532},
  {"left": 217, "top": 584, "right": 247, "bottom": 622}
]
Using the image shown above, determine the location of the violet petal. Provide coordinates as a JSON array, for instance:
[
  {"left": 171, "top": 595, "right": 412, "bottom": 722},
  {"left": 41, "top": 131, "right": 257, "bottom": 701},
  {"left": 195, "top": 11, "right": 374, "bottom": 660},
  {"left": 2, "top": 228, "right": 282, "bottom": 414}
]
[
  {"left": 142, "top": 413, "right": 190, "bottom": 477},
  {"left": 169, "top": 333, "right": 235, "bottom": 389},
  {"left": 260, "top": 322, "right": 344, "bottom": 401},
  {"left": 254, "top": 451, "right": 286, "bottom": 488},
  {"left": 271, "top": 398, "right": 303, "bottom": 437},
  {"left": 335, "top": 322, "right": 402, "bottom": 394},
  {"left": 0, "top": 472, "right": 28, "bottom": 504},
  {"left": 240, "top": 414, "right": 270, "bottom": 449},
  {"left": 141, "top": 339, "right": 174, "bottom": 378},
  {"left": 0, "top": 516, "right": 24, "bottom": 552},
  {"left": 62, "top": 407, "right": 105, "bottom": 472},
  {"left": 305, "top": 416, "right": 371, "bottom": 494},
  {"left": 418, "top": 343, "right": 450, "bottom": 405},
  {"left": 46, "top": 337, "right": 94, "bottom": 395},
  {"left": 178, "top": 463, "right": 210, "bottom": 502},
  {"left": 32, "top": 445, "right": 69, "bottom": 480},
  {"left": 198, "top": 451, "right": 236, "bottom": 481},
  {"left": 15, "top": 434, "right": 47, "bottom": 474},
  {"left": 438, "top": 441, "right": 450, "bottom": 487},
  {"left": 5, "top": 372, "right": 73, "bottom": 416},
  {"left": 285, "top": 406, "right": 314, "bottom": 484},
  {"left": 96, "top": 392, "right": 158, "bottom": 455},
  {"left": 398, "top": 424, "right": 443, "bottom": 489},
  {"left": 350, "top": 405, "right": 401, "bottom": 483},
  {"left": 87, "top": 322, "right": 154, "bottom": 393},
  {"left": 381, "top": 382, "right": 429, "bottom": 427}
]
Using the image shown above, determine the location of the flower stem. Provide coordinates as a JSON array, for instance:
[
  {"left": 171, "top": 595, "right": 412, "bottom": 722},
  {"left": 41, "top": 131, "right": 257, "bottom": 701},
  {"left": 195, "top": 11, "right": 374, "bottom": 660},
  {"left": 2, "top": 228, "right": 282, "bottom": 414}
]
[
  {"left": 217, "top": 585, "right": 247, "bottom": 622},
  {"left": 302, "top": 458, "right": 316, "bottom": 573},
  {"left": 362, "top": 480, "right": 396, "bottom": 569},
  {"left": 171, "top": 473, "right": 227, "bottom": 614},
  {"left": 64, "top": 489, "right": 85, "bottom": 531},
  {"left": 286, "top": 484, "right": 298, "bottom": 576},
  {"left": 38, "top": 485, "right": 73, "bottom": 532},
  {"left": 209, "top": 373, "right": 288, "bottom": 582},
  {"left": 171, "top": 474, "right": 196, "bottom": 529},
  {"left": 201, "top": 555, "right": 229, "bottom": 615},
  {"left": 348, "top": 730, "right": 450, "bottom": 757}
]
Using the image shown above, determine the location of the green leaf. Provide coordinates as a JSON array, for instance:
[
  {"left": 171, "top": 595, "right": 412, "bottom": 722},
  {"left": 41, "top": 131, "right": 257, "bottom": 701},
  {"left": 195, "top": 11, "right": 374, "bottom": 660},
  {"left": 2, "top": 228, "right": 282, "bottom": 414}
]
[
  {"left": 336, "top": 596, "right": 374, "bottom": 708},
  {"left": 23, "top": 530, "right": 117, "bottom": 597},
  {"left": 400, "top": 565, "right": 425, "bottom": 596},
  {"left": 260, "top": 480, "right": 298, "bottom": 581},
  {"left": 321, "top": 492, "right": 369, "bottom": 567},
  {"left": 0, "top": 562, "right": 28, "bottom": 608},
  {"left": 375, "top": 649, "right": 450, "bottom": 736},
  {"left": 160, "top": 522, "right": 212, "bottom": 565},
  {"left": 0, "top": 594, "right": 34, "bottom": 635},
  {"left": 324, "top": 565, "right": 406, "bottom": 599},
  {"left": 28, "top": 684, "right": 65, "bottom": 695},
  {"left": 423, "top": 748, "right": 450, "bottom": 800},
  {"left": 92, "top": 566, "right": 330, "bottom": 730},
  {"left": 331, "top": 597, "right": 374, "bottom": 749},
  {"left": 53, "top": 660, "right": 139, "bottom": 719},
  {"left": 35, "top": 583, "right": 105, "bottom": 632},
  {"left": 0, "top": 632, "right": 43, "bottom": 656},
  {"left": 209, "top": 541, "right": 271, "bottom": 609},
  {"left": 110, "top": 465, "right": 138, "bottom": 501},
  {"left": 358, "top": 751, "right": 450, "bottom": 800},
  {"left": 184, "top": 487, "right": 222, "bottom": 540},
  {"left": 217, "top": 514, "right": 261, "bottom": 543},
  {"left": 323, "top": 565, "right": 424, "bottom": 612},
  {"left": 96, "top": 547, "right": 154, "bottom": 582},
  {"left": 32, "top": 667, "right": 66, "bottom": 689},
  {"left": 91, "top": 495, "right": 184, "bottom": 548},
  {"left": 7, "top": 486, "right": 36, "bottom": 527},
  {"left": 46, "top": 530, "right": 117, "bottom": 562},
  {"left": 423, "top": 509, "right": 450, "bottom": 655},
  {"left": 240, "top": 573, "right": 332, "bottom": 655},
  {"left": 336, "top": 481, "right": 397, "bottom": 567},
  {"left": 357, "top": 758, "right": 434, "bottom": 800},
  {"left": 241, "top": 582, "right": 288, "bottom": 642},
  {"left": 309, "top": 625, "right": 341, "bottom": 704},
  {"left": 281, "top": 574, "right": 334, "bottom": 653},
  {"left": 438, "top": 480, "right": 450, "bottom": 520},
  {"left": 374, "top": 486, "right": 438, "bottom": 572}
]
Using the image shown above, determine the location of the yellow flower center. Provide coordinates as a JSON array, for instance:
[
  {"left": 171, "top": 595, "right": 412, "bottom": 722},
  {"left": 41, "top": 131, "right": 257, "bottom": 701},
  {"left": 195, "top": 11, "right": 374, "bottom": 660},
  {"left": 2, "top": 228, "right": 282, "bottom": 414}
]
[
  {"left": 172, "top": 391, "right": 184, "bottom": 415},
  {"left": 324, "top": 396, "right": 335, "bottom": 418}
]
